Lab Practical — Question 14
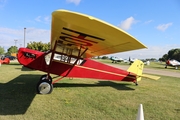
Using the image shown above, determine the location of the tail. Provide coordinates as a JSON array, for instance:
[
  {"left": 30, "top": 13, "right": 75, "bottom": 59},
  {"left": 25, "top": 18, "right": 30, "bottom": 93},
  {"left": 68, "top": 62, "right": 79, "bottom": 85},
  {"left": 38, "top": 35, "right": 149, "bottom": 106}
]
[
  {"left": 127, "top": 59, "right": 160, "bottom": 81},
  {"left": 127, "top": 60, "right": 144, "bottom": 81}
]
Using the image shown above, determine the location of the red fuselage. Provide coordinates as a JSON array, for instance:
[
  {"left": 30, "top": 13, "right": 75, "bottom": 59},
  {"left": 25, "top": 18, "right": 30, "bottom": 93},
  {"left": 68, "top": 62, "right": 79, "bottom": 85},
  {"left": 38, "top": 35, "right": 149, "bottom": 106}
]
[{"left": 17, "top": 48, "right": 137, "bottom": 83}]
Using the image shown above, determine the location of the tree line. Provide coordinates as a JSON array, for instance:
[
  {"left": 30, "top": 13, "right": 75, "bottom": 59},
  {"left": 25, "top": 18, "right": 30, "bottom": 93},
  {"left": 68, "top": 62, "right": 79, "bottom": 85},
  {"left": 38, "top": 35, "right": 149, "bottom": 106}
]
[
  {"left": 0, "top": 41, "right": 179, "bottom": 62},
  {"left": 159, "top": 48, "right": 180, "bottom": 62},
  {"left": 0, "top": 41, "right": 50, "bottom": 56}
]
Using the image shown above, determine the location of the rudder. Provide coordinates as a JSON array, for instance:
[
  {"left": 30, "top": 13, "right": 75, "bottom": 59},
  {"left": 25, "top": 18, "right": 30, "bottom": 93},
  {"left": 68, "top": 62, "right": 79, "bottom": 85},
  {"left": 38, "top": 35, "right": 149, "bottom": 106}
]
[{"left": 127, "top": 60, "right": 144, "bottom": 81}]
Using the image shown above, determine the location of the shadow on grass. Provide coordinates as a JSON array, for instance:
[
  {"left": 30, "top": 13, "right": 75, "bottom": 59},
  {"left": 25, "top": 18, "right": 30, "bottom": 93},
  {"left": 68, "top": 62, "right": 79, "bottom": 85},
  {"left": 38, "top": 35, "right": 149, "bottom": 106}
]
[
  {"left": 175, "top": 109, "right": 180, "bottom": 113},
  {"left": 0, "top": 74, "right": 40, "bottom": 115},
  {"left": 0, "top": 75, "right": 134, "bottom": 115},
  {"left": 54, "top": 81, "right": 135, "bottom": 90},
  {"left": 21, "top": 66, "right": 36, "bottom": 71},
  {"left": 14, "top": 66, "right": 36, "bottom": 71},
  {"left": 8, "top": 62, "right": 21, "bottom": 65}
]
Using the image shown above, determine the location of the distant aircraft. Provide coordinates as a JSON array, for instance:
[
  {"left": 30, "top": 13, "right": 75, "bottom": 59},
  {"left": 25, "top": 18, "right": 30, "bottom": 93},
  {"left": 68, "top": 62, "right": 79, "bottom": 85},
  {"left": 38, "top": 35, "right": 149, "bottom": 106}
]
[
  {"left": 110, "top": 56, "right": 124, "bottom": 63},
  {"left": 17, "top": 9, "right": 159, "bottom": 94},
  {"left": 165, "top": 59, "right": 180, "bottom": 69},
  {"left": 129, "top": 57, "right": 137, "bottom": 64}
]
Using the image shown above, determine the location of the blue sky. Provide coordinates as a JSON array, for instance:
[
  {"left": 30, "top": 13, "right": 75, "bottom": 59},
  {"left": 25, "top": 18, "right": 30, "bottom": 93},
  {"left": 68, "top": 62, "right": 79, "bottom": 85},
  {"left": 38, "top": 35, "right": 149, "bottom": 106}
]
[{"left": 0, "top": 0, "right": 180, "bottom": 59}]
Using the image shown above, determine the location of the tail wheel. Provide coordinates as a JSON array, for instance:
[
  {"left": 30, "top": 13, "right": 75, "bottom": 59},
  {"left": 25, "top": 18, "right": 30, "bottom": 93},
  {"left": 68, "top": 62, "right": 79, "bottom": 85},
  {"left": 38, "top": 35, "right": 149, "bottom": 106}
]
[
  {"left": 134, "top": 81, "right": 138, "bottom": 86},
  {"left": 37, "top": 80, "right": 53, "bottom": 94}
]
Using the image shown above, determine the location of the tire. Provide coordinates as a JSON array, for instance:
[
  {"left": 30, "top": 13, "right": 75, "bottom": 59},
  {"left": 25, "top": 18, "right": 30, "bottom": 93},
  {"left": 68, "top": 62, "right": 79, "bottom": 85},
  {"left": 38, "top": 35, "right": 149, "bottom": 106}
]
[{"left": 36, "top": 80, "right": 53, "bottom": 94}]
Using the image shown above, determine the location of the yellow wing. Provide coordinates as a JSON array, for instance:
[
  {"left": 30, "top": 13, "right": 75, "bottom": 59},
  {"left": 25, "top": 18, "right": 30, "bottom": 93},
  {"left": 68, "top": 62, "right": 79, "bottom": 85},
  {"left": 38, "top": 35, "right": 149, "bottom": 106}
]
[{"left": 51, "top": 9, "right": 147, "bottom": 58}]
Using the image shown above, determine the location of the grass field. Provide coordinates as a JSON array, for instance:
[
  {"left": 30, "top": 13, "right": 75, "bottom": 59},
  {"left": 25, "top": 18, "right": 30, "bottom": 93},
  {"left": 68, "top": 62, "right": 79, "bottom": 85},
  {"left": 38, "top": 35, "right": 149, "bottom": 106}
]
[{"left": 0, "top": 62, "right": 180, "bottom": 120}]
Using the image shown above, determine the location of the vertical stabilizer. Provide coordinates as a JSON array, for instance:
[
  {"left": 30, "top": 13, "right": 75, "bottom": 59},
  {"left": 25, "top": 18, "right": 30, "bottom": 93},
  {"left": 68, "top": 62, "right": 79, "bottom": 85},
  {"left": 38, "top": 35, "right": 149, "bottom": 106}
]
[{"left": 127, "top": 60, "right": 144, "bottom": 81}]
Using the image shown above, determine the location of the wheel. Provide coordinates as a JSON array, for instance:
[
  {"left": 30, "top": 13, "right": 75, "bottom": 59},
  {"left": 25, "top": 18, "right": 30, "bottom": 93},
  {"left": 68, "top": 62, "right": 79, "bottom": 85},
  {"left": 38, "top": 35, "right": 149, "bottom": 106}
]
[
  {"left": 36, "top": 80, "right": 53, "bottom": 94},
  {"left": 40, "top": 74, "right": 52, "bottom": 84},
  {"left": 134, "top": 82, "right": 138, "bottom": 86}
]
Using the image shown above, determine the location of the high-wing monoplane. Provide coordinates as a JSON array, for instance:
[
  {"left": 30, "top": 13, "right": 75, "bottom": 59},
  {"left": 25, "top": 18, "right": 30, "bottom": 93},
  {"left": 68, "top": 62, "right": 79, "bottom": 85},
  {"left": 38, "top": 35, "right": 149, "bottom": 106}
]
[
  {"left": 17, "top": 10, "right": 159, "bottom": 94},
  {"left": 165, "top": 59, "right": 180, "bottom": 69}
]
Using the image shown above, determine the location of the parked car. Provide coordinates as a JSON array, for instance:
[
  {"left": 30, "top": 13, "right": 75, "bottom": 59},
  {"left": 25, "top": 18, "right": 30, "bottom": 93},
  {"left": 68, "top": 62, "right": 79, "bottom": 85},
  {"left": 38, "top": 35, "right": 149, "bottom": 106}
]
[
  {"left": 5, "top": 55, "right": 17, "bottom": 60},
  {"left": 0, "top": 57, "right": 10, "bottom": 64}
]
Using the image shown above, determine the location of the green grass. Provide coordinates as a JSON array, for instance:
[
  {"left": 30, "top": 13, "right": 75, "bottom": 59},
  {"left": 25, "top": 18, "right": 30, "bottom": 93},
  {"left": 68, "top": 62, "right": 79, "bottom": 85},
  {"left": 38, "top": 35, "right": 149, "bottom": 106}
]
[{"left": 0, "top": 62, "right": 180, "bottom": 120}]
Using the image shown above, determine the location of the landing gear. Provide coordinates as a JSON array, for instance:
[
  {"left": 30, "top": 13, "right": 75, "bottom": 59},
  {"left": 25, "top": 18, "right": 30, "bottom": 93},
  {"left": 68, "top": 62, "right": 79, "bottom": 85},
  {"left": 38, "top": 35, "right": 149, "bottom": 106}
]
[
  {"left": 134, "top": 81, "right": 138, "bottom": 86},
  {"left": 40, "top": 74, "right": 52, "bottom": 83},
  {"left": 37, "top": 75, "right": 53, "bottom": 94}
]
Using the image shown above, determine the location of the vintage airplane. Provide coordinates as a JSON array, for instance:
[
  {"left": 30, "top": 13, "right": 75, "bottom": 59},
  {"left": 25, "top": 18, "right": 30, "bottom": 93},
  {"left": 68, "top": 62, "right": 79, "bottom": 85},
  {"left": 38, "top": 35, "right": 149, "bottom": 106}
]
[
  {"left": 17, "top": 9, "right": 159, "bottom": 94},
  {"left": 128, "top": 57, "right": 137, "bottom": 64},
  {"left": 165, "top": 59, "right": 180, "bottom": 69},
  {"left": 110, "top": 56, "right": 124, "bottom": 63}
]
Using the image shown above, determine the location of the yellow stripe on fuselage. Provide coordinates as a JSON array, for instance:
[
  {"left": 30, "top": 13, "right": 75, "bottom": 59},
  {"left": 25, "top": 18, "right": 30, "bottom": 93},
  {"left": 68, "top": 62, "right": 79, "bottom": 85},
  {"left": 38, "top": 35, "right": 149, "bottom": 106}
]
[{"left": 76, "top": 65, "right": 136, "bottom": 79}]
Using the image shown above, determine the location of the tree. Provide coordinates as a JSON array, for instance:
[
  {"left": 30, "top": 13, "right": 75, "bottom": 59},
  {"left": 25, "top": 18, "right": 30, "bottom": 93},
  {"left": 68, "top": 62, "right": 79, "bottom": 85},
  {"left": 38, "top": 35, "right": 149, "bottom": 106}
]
[
  {"left": 101, "top": 56, "right": 109, "bottom": 59},
  {"left": 159, "top": 54, "right": 168, "bottom": 61},
  {"left": 167, "top": 48, "right": 180, "bottom": 61},
  {"left": 0, "top": 46, "right": 5, "bottom": 55},
  {"left": 27, "top": 41, "right": 50, "bottom": 52},
  {"left": 160, "top": 48, "right": 180, "bottom": 62},
  {"left": 7, "top": 46, "right": 18, "bottom": 55}
]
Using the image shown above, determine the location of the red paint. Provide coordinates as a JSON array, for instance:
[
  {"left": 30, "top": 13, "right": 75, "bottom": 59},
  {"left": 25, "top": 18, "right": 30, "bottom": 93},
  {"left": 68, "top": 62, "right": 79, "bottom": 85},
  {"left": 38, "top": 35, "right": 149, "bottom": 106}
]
[
  {"left": 0, "top": 58, "right": 10, "bottom": 64},
  {"left": 17, "top": 48, "right": 137, "bottom": 83}
]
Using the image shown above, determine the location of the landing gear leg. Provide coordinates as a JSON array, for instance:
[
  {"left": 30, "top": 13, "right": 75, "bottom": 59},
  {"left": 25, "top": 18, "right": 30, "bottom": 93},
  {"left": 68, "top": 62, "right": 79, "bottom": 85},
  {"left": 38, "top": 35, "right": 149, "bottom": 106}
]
[
  {"left": 36, "top": 74, "right": 53, "bottom": 94},
  {"left": 134, "top": 81, "right": 138, "bottom": 86}
]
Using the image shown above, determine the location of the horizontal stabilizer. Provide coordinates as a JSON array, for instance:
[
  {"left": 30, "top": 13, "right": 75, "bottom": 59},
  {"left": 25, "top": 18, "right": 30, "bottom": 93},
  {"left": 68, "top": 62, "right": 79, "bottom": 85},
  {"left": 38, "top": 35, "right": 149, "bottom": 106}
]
[{"left": 142, "top": 74, "right": 160, "bottom": 80}]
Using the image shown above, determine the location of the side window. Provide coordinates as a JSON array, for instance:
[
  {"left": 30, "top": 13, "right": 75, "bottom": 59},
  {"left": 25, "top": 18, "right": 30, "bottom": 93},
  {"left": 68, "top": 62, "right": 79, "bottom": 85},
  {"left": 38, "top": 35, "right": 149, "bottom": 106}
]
[
  {"left": 53, "top": 53, "right": 83, "bottom": 65},
  {"left": 45, "top": 44, "right": 85, "bottom": 65},
  {"left": 45, "top": 52, "right": 52, "bottom": 65}
]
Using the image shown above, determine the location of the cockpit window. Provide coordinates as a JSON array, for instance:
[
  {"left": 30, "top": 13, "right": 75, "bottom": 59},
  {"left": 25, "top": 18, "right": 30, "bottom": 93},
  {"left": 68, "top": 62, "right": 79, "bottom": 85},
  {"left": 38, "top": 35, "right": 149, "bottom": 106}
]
[
  {"left": 45, "top": 52, "right": 52, "bottom": 65},
  {"left": 45, "top": 52, "right": 83, "bottom": 65}
]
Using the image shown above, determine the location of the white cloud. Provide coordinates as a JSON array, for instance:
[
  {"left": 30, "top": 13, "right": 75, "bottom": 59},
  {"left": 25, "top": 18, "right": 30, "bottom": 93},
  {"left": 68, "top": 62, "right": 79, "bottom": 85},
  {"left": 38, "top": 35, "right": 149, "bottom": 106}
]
[
  {"left": 144, "top": 20, "right": 153, "bottom": 24},
  {"left": 156, "top": 23, "right": 173, "bottom": 31},
  {"left": 110, "top": 44, "right": 180, "bottom": 59},
  {"left": 0, "top": 27, "right": 50, "bottom": 51},
  {"left": 26, "top": 28, "right": 50, "bottom": 42},
  {"left": 118, "top": 17, "right": 136, "bottom": 30},
  {"left": 35, "top": 16, "right": 41, "bottom": 22},
  {"left": 44, "top": 16, "right": 51, "bottom": 23},
  {"left": 66, "top": 0, "right": 81, "bottom": 5},
  {"left": 35, "top": 16, "right": 51, "bottom": 24}
]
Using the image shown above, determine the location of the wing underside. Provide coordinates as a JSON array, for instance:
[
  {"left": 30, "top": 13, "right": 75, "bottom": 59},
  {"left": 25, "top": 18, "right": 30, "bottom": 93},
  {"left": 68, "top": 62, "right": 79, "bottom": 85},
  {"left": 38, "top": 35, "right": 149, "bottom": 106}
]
[{"left": 51, "top": 10, "right": 147, "bottom": 58}]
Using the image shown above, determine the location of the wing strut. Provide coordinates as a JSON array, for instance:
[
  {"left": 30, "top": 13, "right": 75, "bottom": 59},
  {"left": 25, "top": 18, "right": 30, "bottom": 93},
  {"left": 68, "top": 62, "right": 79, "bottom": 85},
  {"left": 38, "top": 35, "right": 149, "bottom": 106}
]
[
  {"left": 51, "top": 44, "right": 88, "bottom": 84},
  {"left": 47, "top": 40, "right": 58, "bottom": 78}
]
